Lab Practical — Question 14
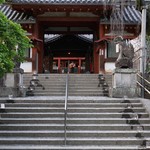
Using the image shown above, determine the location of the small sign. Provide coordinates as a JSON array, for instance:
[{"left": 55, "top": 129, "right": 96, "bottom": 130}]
[
  {"left": 8, "top": 95, "right": 13, "bottom": 99},
  {"left": 146, "top": 140, "right": 150, "bottom": 148},
  {"left": 1, "top": 104, "right": 5, "bottom": 109}
]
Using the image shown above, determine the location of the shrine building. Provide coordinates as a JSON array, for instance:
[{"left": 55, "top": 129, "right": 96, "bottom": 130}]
[{"left": 1, "top": 0, "right": 142, "bottom": 74}]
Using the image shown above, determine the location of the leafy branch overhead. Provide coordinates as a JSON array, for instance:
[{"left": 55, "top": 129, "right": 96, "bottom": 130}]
[{"left": 0, "top": 1, "right": 32, "bottom": 77}]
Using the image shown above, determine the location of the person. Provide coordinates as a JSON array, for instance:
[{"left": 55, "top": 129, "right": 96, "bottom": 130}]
[{"left": 69, "top": 62, "right": 75, "bottom": 73}]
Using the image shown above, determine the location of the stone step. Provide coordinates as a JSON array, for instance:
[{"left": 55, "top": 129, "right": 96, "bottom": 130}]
[
  {"left": 24, "top": 83, "right": 65, "bottom": 86},
  {"left": 68, "top": 90, "right": 104, "bottom": 93},
  {"left": 0, "top": 145, "right": 142, "bottom": 150},
  {"left": 68, "top": 93, "right": 106, "bottom": 96},
  {"left": 33, "top": 89, "right": 65, "bottom": 92},
  {"left": 0, "top": 118, "right": 149, "bottom": 124},
  {"left": 0, "top": 130, "right": 64, "bottom": 137},
  {"left": 1, "top": 107, "right": 145, "bottom": 113},
  {"left": 31, "top": 93, "right": 65, "bottom": 96},
  {"left": 33, "top": 93, "right": 105, "bottom": 96},
  {"left": 0, "top": 130, "right": 149, "bottom": 138},
  {"left": 0, "top": 99, "right": 65, "bottom": 103},
  {"left": 66, "top": 137, "right": 149, "bottom": 146},
  {"left": 0, "top": 123, "right": 149, "bottom": 131},
  {"left": 0, "top": 124, "right": 64, "bottom": 131},
  {"left": 23, "top": 80, "right": 65, "bottom": 83},
  {"left": 31, "top": 89, "right": 102, "bottom": 93},
  {"left": 1, "top": 112, "right": 148, "bottom": 118},
  {"left": 4, "top": 102, "right": 143, "bottom": 107},
  {"left": 0, "top": 137, "right": 148, "bottom": 146},
  {"left": 0, "top": 98, "right": 142, "bottom": 104},
  {"left": 5, "top": 103, "right": 65, "bottom": 107},
  {"left": 0, "top": 137, "right": 64, "bottom": 145},
  {"left": 67, "top": 124, "right": 150, "bottom": 130},
  {"left": 67, "top": 107, "right": 145, "bottom": 113},
  {"left": 66, "top": 131, "right": 150, "bottom": 138},
  {"left": 67, "top": 99, "right": 141, "bottom": 103},
  {"left": 68, "top": 87, "right": 105, "bottom": 90}
]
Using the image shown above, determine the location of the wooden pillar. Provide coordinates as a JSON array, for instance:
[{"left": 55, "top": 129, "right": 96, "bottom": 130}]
[
  {"left": 38, "top": 26, "right": 44, "bottom": 73},
  {"left": 33, "top": 22, "right": 44, "bottom": 73},
  {"left": 93, "top": 43, "right": 99, "bottom": 73},
  {"left": 93, "top": 26, "right": 100, "bottom": 74},
  {"left": 32, "top": 47, "right": 37, "bottom": 72},
  {"left": 58, "top": 58, "right": 61, "bottom": 73},
  {"left": 99, "top": 24, "right": 105, "bottom": 39},
  {"left": 49, "top": 53, "right": 53, "bottom": 73},
  {"left": 99, "top": 24, "right": 105, "bottom": 73},
  {"left": 93, "top": 23, "right": 106, "bottom": 74},
  {"left": 38, "top": 42, "right": 43, "bottom": 73},
  {"left": 78, "top": 59, "right": 81, "bottom": 73},
  {"left": 99, "top": 47, "right": 105, "bottom": 73}
]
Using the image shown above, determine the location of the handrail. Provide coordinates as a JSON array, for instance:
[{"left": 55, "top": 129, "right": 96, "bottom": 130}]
[
  {"left": 137, "top": 81, "right": 150, "bottom": 94},
  {"left": 137, "top": 73, "right": 150, "bottom": 85},
  {"left": 137, "top": 73, "right": 150, "bottom": 96},
  {"left": 64, "top": 72, "right": 69, "bottom": 145}
]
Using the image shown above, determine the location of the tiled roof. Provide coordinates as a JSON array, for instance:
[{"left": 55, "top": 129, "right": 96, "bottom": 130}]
[
  {"left": 7, "top": 0, "right": 111, "bottom": 5},
  {"left": 44, "top": 34, "right": 93, "bottom": 43},
  {"left": 110, "top": 5, "right": 141, "bottom": 24},
  {"left": 0, "top": 4, "right": 35, "bottom": 23},
  {"left": 0, "top": 4, "right": 141, "bottom": 24}
]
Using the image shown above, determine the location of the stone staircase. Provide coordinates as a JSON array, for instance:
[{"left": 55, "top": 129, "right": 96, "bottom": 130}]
[
  {"left": 0, "top": 97, "right": 150, "bottom": 149},
  {"left": 68, "top": 74, "right": 108, "bottom": 96},
  {"left": 23, "top": 74, "right": 66, "bottom": 96},
  {"left": 23, "top": 74, "right": 109, "bottom": 96}
]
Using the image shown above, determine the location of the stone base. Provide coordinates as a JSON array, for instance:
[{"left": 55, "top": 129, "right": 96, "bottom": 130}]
[
  {"left": 0, "top": 87, "right": 19, "bottom": 97},
  {"left": 109, "top": 68, "right": 137, "bottom": 98},
  {"left": 109, "top": 87, "right": 137, "bottom": 98},
  {"left": 0, "top": 71, "right": 26, "bottom": 97},
  {"left": 0, "top": 87, "right": 27, "bottom": 97}
]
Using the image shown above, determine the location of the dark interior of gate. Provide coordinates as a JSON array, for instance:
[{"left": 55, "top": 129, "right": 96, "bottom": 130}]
[{"left": 44, "top": 34, "right": 93, "bottom": 73}]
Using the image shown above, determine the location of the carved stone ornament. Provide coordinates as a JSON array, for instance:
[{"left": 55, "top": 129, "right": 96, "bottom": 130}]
[{"left": 114, "top": 36, "right": 134, "bottom": 69}]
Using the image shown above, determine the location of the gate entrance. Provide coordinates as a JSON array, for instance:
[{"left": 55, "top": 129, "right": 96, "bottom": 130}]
[
  {"left": 6, "top": 0, "right": 141, "bottom": 74},
  {"left": 43, "top": 34, "right": 93, "bottom": 73}
]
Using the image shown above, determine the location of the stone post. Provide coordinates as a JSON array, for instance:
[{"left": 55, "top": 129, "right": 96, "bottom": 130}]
[
  {"left": 109, "top": 69, "right": 137, "bottom": 98},
  {"left": 0, "top": 68, "right": 26, "bottom": 97}
]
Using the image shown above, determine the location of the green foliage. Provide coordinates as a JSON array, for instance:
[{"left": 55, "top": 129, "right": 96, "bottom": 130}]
[
  {"left": 0, "top": 0, "right": 5, "bottom": 4},
  {"left": 146, "top": 7, "right": 150, "bottom": 35},
  {"left": 146, "top": 35, "right": 150, "bottom": 74},
  {"left": 0, "top": 11, "right": 32, "bottom": 77},
  {"left": 135, "top": 0, "right": 145, "bottom": 11}
]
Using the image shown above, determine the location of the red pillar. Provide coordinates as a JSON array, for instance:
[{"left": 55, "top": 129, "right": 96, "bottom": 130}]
[
  {"left": 33, "top": 22, "right": 44, "bottom": 73},
  {"left": 93, "top": 43, "right": 99, "bottom": 74},
  {"left": 99, "top": 46, "right": 105, "bottom": 74},
  {"left": 93, "top": 24, "right": 106, "bottom": 74},
  {"left": 32, "top": 47, "right": 37, "bottom": 72},
  {"left": 78, "top": 59, "right": 81, "bottom": 73},
  {"left": 99, "top": 24, "right": 105, "bottom": 73},
  {"left": 38, "top": 42, "right": 44, "bottom": 73},
  {"left": 38, "top": 26, "right": 44, "bottom": 73},
  {"left": 99, "top": 24, "right": 105, "bottom": 39},
  {"left": 58, "top": 58, "right": 61, "bottom": 73}
]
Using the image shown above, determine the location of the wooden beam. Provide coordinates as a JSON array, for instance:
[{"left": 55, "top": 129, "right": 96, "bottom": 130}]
[
  {"left": 37, "top": 16, "right": 100, "bottom": 22},
  {"left": 12, "top": 4, "right": 109, "bottom": 15}
]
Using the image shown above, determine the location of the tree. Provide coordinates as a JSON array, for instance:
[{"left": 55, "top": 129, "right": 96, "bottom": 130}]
[
  {"left": 146, "top": 35, "right": 150, "bottom": 74},
  {"left": 0, "top": 1, "right": 32, "bottom": 78},
  {"left": 146, "top": 6, "right": 150, "bottom": 35},
  {"left": 136, "top": 0, "right": 145, "bottom": 11},
  {"left": 0, "top": 0, "right": 4, "bottom": 3}
]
